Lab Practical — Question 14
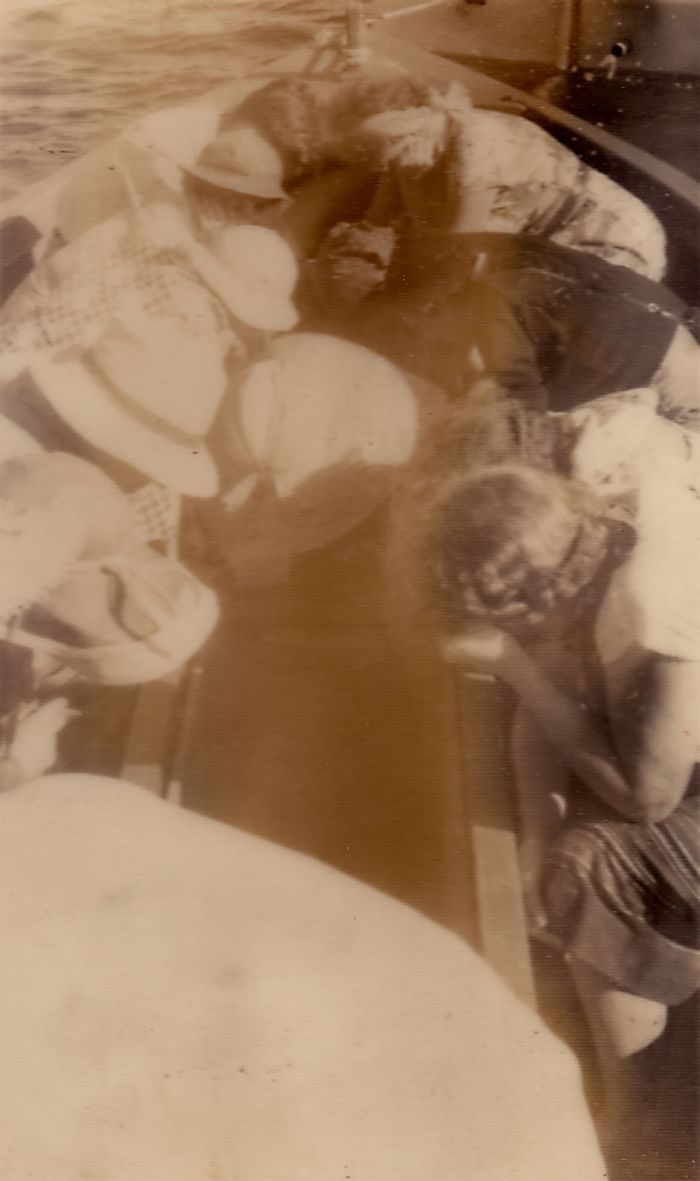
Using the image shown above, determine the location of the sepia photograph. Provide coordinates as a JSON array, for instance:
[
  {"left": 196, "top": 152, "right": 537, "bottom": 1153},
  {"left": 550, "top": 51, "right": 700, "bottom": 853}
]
[{"left": 0, "top": 0, "right": 698, "bottom": 1176}]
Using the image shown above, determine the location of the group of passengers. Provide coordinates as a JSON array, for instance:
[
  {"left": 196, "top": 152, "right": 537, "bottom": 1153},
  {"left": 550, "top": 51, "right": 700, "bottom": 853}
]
[{"left": 0, "top": 62, "right": 698, "bottom": 1178}]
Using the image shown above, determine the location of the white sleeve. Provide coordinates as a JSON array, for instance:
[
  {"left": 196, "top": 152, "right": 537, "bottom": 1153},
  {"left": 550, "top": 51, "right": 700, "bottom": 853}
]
[{"left": 597, "top": 471, "right": 700, "bottom": 663}]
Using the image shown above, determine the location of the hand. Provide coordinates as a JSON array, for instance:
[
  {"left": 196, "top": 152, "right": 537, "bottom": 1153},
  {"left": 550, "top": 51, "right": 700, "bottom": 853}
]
[
  {"left": 9, "top": 698, "right": 78, "bottom": 784},
  {"left": 440, "top": 626, "right": 521, "bottom": 678}
]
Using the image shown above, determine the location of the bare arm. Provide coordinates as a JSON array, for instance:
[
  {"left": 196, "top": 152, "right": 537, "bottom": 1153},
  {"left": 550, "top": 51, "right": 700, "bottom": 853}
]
[
  {"left": 444, "top": 630, "right": 698, "bottom": 823},
  {"left": 505, "top": 645, "right": 697, "bottom": 823}
]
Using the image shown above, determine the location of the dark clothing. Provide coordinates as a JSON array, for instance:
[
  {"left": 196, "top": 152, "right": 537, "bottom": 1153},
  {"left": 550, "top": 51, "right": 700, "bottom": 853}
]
[
  {"left": 0, "top": 369, "right": 91, "bottom": 453},
  {"left": 0, "top": 217, "right": 40, "bottom": 308},
  {"left": 0, "top": 641, "right": 34, "bottom": 749},
  {"left": 544, "top": 795, "right": 700, "bottom": 1006},
  {"left": 309, "top": 232, "right": 685, "bottom": 411}
]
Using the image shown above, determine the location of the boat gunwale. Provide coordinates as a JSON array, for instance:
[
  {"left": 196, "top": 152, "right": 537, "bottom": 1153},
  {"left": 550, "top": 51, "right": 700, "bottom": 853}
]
[{"left": 2, "top": 26, "right": 697, "bottom": 238}]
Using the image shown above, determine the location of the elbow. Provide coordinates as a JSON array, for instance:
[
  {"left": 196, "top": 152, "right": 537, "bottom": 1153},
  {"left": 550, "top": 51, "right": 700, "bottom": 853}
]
[
  {"left": 626, "top": 775, "right": 684, "bottom": 826},
  {"left": 630, "top": 798, "right": 677, "bottom": 825}
]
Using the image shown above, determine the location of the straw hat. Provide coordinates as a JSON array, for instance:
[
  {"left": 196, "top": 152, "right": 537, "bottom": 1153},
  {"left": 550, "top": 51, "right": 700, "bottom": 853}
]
[
  {"left": 130, "top": 105, "right": 288, "bottom": 199},
  {"left": 14, "top": 543, "right": 219, "bottom": 685},
  {"left": 188, "top": 126, "right": 287, "bottom": 200},
  {"left": 56, "top": 101, "right": 286, "bottom": 243},
  {"left": 30, "top": 291, "right": 228, "bottom": 497},
  {"left": 0, "top": 450, "right": 218, "bottom": 683}
]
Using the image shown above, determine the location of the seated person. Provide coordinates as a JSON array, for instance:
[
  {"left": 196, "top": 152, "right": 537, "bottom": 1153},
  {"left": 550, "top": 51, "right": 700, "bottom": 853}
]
[
  {"left": 52, "top": 72, "right": 416, "bottom": 258},
  {"left": 343, "top": 80, "right": 666, "bottom": 280},
  {"left": 0, "top": 206, "right": 299, "bottom": 502},
  {"left": 414, "top": 395, "right": 700, "bottom": 1176},
  {"left": 0, "top": 770, "right": 607, "bottom": 1180},
  {"left": 307, "top": 228, "right": 698, "bottom": 430}
]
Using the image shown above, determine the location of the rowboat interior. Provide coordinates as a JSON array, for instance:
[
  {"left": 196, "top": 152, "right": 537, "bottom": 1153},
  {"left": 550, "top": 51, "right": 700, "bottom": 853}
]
[{"left": 1, "top": 3, "right": 698, "bottom": 1176}]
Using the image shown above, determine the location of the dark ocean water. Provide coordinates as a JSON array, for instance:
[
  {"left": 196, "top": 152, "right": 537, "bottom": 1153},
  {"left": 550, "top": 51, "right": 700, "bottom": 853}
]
[{"left": 0, "top": 0, "right": 342, "bottom": 203}]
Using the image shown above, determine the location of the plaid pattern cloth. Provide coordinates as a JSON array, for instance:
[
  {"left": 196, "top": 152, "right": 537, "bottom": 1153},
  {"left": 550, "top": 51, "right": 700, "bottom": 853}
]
[
  {"left": 0, "top": 228, "right": 227, "bottom": 358},
  {"left": 128, "top": 483, "right": 181, "bottom": 554}
]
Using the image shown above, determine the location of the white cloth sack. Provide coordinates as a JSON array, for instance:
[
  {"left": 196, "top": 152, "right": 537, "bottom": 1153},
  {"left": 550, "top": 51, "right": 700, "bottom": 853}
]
[{"left": 0, "top": 774, "right": 606, "bottom": 1180}]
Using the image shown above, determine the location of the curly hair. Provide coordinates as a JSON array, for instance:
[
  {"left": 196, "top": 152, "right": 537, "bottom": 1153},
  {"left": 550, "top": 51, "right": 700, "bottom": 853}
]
[
  {"left": 229, "top": 79, "right": 337, "bottom": 181},
  {"left": 385, "top": 399, "right": 606, "bottom": 639},
  {"left": 432, "top": 464, "right": 611, "bottom": 628}
]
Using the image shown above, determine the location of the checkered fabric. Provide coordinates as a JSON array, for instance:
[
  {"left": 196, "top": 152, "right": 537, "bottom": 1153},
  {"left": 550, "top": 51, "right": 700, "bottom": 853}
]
[
  {"left": 0, "top": 232, "right": 228, "bottom": 359},
  {"left": 128, "top": 483, "right": 181, "bottom": 555}
]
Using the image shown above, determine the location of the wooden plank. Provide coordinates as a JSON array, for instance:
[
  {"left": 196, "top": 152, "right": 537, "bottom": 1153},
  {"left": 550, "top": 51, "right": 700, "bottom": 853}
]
[
  {"left": 163, "top": 665, "right": 205, "bottom": 807},
  {"left": 120, "top": 672, "right": 182, "bottom": 795},
  {"left": 454, "top": 675, "right": 537, "bottom": 1006}
]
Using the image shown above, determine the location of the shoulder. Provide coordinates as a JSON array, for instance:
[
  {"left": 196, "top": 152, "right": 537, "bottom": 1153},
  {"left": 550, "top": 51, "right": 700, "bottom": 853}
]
[
  {"left": 567, "top": 389, "right": 660, "bottom": 494},
  {"left": 465, "top": 111, "right": 575, "bottom": 178},
  {"left": 596, "top": 482, "right": 700, "bottom": 664},
  {"left": 566, "top": 389, "right": 700, "bottom": 497},
  {"left": 577, "top": 392, "right": 700, "bottom": 662}
]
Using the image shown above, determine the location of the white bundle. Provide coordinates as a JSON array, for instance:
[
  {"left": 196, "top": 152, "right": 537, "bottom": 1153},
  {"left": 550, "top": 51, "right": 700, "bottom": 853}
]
[{"left": 0, "top": 774, "right": 607, "bottom": 1180}]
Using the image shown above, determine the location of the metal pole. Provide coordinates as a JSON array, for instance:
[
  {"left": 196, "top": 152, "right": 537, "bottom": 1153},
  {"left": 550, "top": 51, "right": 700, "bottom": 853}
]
[{"left": 555, "top": 0, "right": 581, "bottom": 74}]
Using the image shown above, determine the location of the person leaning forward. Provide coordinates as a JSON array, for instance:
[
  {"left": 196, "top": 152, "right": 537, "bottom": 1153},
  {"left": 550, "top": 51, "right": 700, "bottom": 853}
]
[
  {"left": 0, "top": 206, "right": 299, "bottom": 504},
  {"left": 308, "top": 230, "right": 698, "bottom": 430}
]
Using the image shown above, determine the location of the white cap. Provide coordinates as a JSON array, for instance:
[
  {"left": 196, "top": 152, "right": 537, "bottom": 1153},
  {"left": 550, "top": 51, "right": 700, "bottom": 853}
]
[{"left": 209, "top": 225, "right": 299, "bottom": 332}]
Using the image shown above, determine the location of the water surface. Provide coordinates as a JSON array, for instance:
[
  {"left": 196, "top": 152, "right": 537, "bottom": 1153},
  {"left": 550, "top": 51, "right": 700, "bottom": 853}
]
[{"left": 0, "top": 0, "right": 341, "bottom": 202}]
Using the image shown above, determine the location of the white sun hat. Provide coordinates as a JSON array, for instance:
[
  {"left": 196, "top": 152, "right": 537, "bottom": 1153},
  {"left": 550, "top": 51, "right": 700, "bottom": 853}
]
[
  {"left": 206, "top": 224, "right": 299, "bottom": 332},
  {"left": 186, "top": 126, "right": 288, "bottom": 200},
  {"left": 237, "top": 333, "right": 419, "bottom": 498},
  {"left": 29, "top": 271, "right": 230, "bottom": 497},
  {"left": 129, "top": 105, "right": 288, "bottom": 199},
  {"left": 14, "top": 545, "right": 220, "bottom": 689},
  {"left": 0, "top": 450, "right": 219, "bottom": 683},
  {"left": 56, "top": 99, "right": 286, "bottom": 242},
  {"left": 12, "top": 543, "right": 220, "bottom": 686}
]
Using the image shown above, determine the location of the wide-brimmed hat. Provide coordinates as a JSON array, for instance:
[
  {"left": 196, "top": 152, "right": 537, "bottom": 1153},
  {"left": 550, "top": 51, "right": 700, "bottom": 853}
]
[
  {"left": 30, "top": 285, "right": 229, "bottom": 497},
  {"left": 130, "top": 104, "right": 288, "bottom": 200},
  {"left": 187, "top": 126, "right": 287, "bottom": 200},
  {"left": 13, "top": 542, "right": 220, "bottom": 685},
  {"left": 56, "top": 100, "right": 287, "bottom": 243},
  {"left": 0, "top": 450, "right": 218, "bottom": 682}
]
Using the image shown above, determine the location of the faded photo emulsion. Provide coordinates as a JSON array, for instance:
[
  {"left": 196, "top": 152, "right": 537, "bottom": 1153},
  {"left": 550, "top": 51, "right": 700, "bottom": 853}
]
[{"left": 0, "top": 0, "right": 697, "bottom": 1177}]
